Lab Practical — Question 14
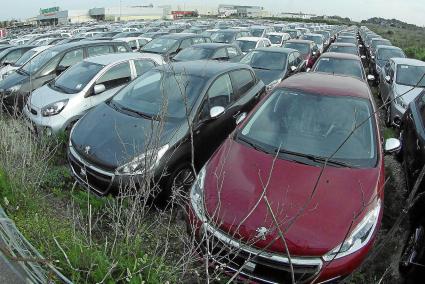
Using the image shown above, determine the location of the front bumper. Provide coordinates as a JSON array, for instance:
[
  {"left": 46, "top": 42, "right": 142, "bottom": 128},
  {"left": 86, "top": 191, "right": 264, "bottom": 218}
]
[{"left": 23, "top": 104, "right": 67, "bottom": 135}]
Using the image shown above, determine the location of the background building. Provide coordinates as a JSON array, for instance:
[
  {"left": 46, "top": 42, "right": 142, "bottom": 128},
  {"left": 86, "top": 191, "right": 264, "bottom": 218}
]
[
  {"left": 90, "top": 6, "right": 166, "bottom": 21},
  {"left": 218, "top": 4, "right": 264, "bottom": 18}
]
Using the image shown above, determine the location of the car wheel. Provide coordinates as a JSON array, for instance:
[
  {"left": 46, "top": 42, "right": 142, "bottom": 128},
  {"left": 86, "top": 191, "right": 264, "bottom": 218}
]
[
  {"left": 169, "top": 163, "right": 196, "bottom": 196},
  {"left": 399, "top": 226, "right": 425, "bottom": 276}
]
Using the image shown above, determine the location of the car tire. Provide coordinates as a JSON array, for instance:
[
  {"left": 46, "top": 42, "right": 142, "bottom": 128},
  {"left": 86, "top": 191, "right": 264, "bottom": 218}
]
[{"left": 165, "top": 163, "right": 196, "bottom": 198}]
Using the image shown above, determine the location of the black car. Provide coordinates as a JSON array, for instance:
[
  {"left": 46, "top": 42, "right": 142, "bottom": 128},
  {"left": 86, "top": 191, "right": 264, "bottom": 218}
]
[
  {"left": 240, "top": 47, "right": 306, "bottom": 91},
  {"left": 400, "top": 91, "right": 425, "bottom": 190},
  {"left": 172, "top": 43, "right": 243, "bottom": 62},
  {"left": 140, "top": 33, "right": 211, "bottom": 60},
  {"left": 0, "top": 40, "right": 130, "bottom": 113},
  {"left": 0, "top": 45, "right": 36, "bottom": 67},
  {"left": 369, "top": 45, "right": 406, "bottom": 79},
  {"left": 68, "top": 61, "right": 265, "bottom": 196},
  {"left": 210, "top": 29, "right": 250, "bottom": 44}
]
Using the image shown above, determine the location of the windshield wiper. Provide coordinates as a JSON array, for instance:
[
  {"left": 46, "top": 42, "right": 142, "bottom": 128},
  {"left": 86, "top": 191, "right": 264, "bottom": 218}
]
[
  {"left": 252, "top": 66, "right": 271, "bottom": 70},
  {"left": 237, "top": 134, "right": 271, "bottom": 155},
  {"left": 16, "top": 68, "right": 28, "bottom": 75},
  {"left": 275, "top": 149, "right": 352, "bottom": 168},
  {"left": 120, "top": 106, "right": 153, "bottom": 119}
]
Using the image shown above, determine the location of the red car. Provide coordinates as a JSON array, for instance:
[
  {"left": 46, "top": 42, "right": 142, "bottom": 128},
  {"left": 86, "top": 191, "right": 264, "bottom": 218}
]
[
  {"left": 284, "top": 39, "right": 320, "bottom": 68},
  {"left": 188, "top": 73, "right": 400, "bottom": 283}
]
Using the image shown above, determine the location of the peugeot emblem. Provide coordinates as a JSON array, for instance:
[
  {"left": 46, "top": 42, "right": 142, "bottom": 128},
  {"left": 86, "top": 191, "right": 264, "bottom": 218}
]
[
  {"left": 255, "top": 227, "right": 270, "bottom": 241},
  {"left": 84, "top": 145, "right": 91, "bottom": 155}
]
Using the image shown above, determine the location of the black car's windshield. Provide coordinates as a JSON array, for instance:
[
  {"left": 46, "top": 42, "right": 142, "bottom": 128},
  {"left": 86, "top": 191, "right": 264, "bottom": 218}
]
[
  {"left": 241, "top": 50, "right": 287, "bottom": 70},
  {"left": 250, "top": 29, "right": 264, "bottom": 37},
  {"left": 267, "top": 35, "right": 283, "bottom": 44},
  {"left": 111, "top": 69, "right": 206, "bottom": 119},
  {"left": 54, "top": 61, "right": 103, "bottom": 94},
  {"left": 21, "top": 48, "right": 59, "bottom": 75},
  {"left": 235, "top": 40, "right": 257, "bottom": 53},
  {"left": 211, "top": 32, "right": 235, "bottom": 43},
  {"left": 377, "top": 49, "right": 405, "bottom": 60},
  {"left": 337, "top": 37, "right": 357, "bottom": 45},
  {"left": 302, "top": 35, "right": 322, "bottom": 45},
  {"left": 328, "top": 45, "right": 358, "bottom": 55},
  {"left": 141, "top": 38, "right": 178, "bottom": 54},
  {"left": 173, "top": 47, "right": 213, "bottom": 61},
  {"left": 238, "top": 89, "right": 377, "bottom": 167},
  {"left": 14, "top": 49, "right": 37, "bottom": 66},
  {"left": 314, "top": 58, "right": 364, "bottom": 80},
  {"left": 284, "top": 43, "right": 309, "bottom": 55},
  {"left": 396, "top": 65, "right": 425, "bottom": 87}
]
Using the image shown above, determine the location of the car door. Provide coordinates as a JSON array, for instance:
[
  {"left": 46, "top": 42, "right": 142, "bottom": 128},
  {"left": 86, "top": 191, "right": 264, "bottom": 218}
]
[
  {"left": 89, "top": 62, "right": 132, "bottom": 108},
  {"left": 193, "top": 73, "right": 236, "bottom": 167},
  {"left": 229, "top": 69, "right": 263, "bottom": 114}
]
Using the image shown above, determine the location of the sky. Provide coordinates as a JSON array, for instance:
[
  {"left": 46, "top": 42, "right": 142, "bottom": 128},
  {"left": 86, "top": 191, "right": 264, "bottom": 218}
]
[{"left": 1, "top": 0, "right": 424, "bottom": 26}]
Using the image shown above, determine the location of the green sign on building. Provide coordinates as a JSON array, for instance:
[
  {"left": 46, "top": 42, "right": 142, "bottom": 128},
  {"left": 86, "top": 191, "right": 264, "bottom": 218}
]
[{"left": 40, "top": 7, "right": 60, "bottom": 15}]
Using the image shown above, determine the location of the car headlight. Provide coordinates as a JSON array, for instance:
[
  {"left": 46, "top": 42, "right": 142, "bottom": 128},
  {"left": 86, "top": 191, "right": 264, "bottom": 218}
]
[
  {"left": 115, "top": 144, "right": 169, "bottom": 176},
  {"left": 7, "top": 84, "right": 22, "bottom": 92},
  {"left": 323, "top": 199, "right": 381, "bottom": 261},
  {"left": 41, "top": 99, "right": 68, "bottom": 117},
  {"left": 395, "top": 96, "right": 407, "bottom": 109},
  {"left": 190, "top": 166, "right": 207, "bottom": 222},
  {"left": 371, "top": 55, "right": 375, "bottom": 59},
  {"left": 266, "top": 79, "right": 281, "bottom": 92}
]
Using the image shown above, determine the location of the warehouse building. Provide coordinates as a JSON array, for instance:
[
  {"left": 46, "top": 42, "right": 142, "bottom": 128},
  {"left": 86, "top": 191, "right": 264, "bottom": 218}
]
[{"left": 218, "top": 4, "right": 265, "bottom": 18}]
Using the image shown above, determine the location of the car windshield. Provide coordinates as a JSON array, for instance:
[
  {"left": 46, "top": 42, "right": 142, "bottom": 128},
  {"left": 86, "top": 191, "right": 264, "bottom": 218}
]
[
  {"left": 337, "top": 37, "right": 357, "bottom": 44},
  {"left": 284, "top": 30, "right": 298, "bottom": 38},
  {"left": 173, "top": 47, "right": 213, "bottom": 61},
  {"left": 396, "top": 65, "right": 425, "bottom": 87},
  {"left": 141, "top": 38, "right": 178, "bottom": 54},
  {"left": 241, "top": 50, "right": 287, "bottom": 70},
  {"left": 0, "top": 49, "right": 12, "bottom": 61},
  {"left": 14, "top": 49, "right": 37, "bottom": 66},
  {"left": 235, "top": 40, "right": 257, "bottom": 53},
  {"left": 284, "top": 43, "right": 309, "bottom": 55},
  {"left": 239, "top": 89, "right": 377, "bottom": 167},
  {"left": 328, "top": 45, "right": 358, "bottom": 55},
  {"left": 211, "top": 32, "right": 235, "bottom": 43},
  {"left": 303, "top": 35, "right": 322, "bottom": 45},
  {"left": 111, "top": 69, "right": 206, "bottom": 119},
  {"left": 53, "top": 61, "right": 103, "bottom": 94},
  {"left": 372, "top": 40, "right": 391, "bottom": 49},
  {"left": 314, "top": 58, "right": 364, "bottom": 80},
  {"left": 377, "top": 49, "right": 405, "bottom": 60},
  {"left": 250, "top": 29, "right": 264, "bottom": 37},
  {"left": 21, "top": 48, "right": 59, "bottom": 75},
  {"left": 267, "top": 35, "right": 283, "bottom": 44}
]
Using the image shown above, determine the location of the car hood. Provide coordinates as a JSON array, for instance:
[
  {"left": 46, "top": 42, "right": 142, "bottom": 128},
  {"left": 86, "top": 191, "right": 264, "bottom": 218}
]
[
  {"left": 71, "top": 103, "right": 180, "bottom": 170},
  {"left": 204, "top": 138, "right": 381, "bottom": 256},
  {"left": 28, "top": 84, "right": 75, "bottom": 109},
  {"left": 0, "top": 71, "right": 28, "bottom": 91},
  {"left": 253, "top": 69, "right": 284, "bottom": 85},
  {"left": 0, "top": 65, "right": 17, "bottom": 78},
  {"left": 394, "top": 84, "right": 424, "bottom": 104}
]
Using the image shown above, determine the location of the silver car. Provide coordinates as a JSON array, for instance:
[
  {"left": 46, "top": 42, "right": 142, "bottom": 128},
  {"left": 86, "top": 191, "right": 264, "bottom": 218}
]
[
  {"left": 24, "top": 52, "right": 161, "bottom": 136},
  {"left": 379, "top": 58, "right": 425, "bottom": 127}
]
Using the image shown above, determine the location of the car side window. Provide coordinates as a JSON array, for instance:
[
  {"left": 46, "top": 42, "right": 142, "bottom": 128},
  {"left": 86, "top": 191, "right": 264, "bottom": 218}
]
[
  {"left": 116, "top": 45, "right": 129, "bottom": 53},
  {"left": 180, "top": 39, "right": 193, "bottom": 49},
  {"left": 294, "top": 52, "right": 302, "bottom": 66},
  {"left": 257, "top": 41, "right": 264, "bottom": 48},
  {"left": 264, "top": 40, "right": 271, "bottom": 47},
  {"left": 207, "top": 73, "right": 233, "bottom": 108},
  {"left": 2, "top": 49, "right": 23, "bottom": 64},
  {"left": 230, "top": 69, "right": 255, "bottom": 100},
  {"left": 87, "top": 45, "right": 113, "bottom": 57},
  {"left": 204, "top": 37, "right": 212, "bottom": 43},
  {"left": 133, "top": 60, "right": 156, "bottom": 77},
  {"left": 96, "top": 62, "right": 132, "bottom": 91},
  {"left": 39, "top": 56, "right": 62, "bottom": 76},
  {"left": 227, "top": 47, "right": 239, "bottom": 58},
  {"left": 212, "top": 48, "right": 227, "bottom": 59},
  {"left": 192, "top": 37, "right": 205, "bottom": 44},
  {"left": 288, "top": 53, "right": 296, "bottom": 68},
  {"left": 59, "top": 49, "right": 84, "bottom": 68},
  {"left": 128, "top": 40, "right": 138, "bottom": 51},
  {"left": 384, "top": 62, "right": 391, "bottom": 75}
]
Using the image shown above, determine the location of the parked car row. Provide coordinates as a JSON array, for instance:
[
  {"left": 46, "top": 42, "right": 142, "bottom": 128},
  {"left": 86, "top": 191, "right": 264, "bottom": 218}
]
[{"left": 1, "top": 20, "right": 414, "bottom": 283}]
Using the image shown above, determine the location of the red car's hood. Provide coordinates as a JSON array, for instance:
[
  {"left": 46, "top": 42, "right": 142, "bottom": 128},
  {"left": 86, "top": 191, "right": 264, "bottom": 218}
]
[{"left": 204, "top": 138, "right": 381, "bottom": 257}]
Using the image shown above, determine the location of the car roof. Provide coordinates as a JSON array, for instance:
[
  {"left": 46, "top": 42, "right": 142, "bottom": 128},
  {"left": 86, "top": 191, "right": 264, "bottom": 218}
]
[
  {"left": 319, "top": 52, "right": 361, "bottom": 61},
  {"left": 190, "top": 43, "right": 233, "bottom": 49},
  {"left": 157, "top": 60, "right": 252, "bottom": 78},
  {"left": 267, "top": 32, "right": 289, "bottom": 36},
  {"left": 159, "top": 33, "right": 201, "bottom": 39},
  {"left": 237, "top": 37, "right": 263, "bottom": 42},
  {"left": 255, "top": 47, "right": 297, "bottom": 53},
  {"left": 391, "top": 58, "right": 425, "bottom": 66},
  {"left": 85, "top": 52, "right": 145, "bottom": 65},
  {"left": 330, "top": 43, "right": 356, "bottom": 47},
  {"left": 279, "top": 72, "right": 371, "bottom": 99},
  {"left": 376, "top": 45, "right": 403, "bottom": 51},
  {"left": 49, "top": 40, "right": 123, "bottom": 53},
  {"left": 286, "top": 39, "right": 313, "bottom": 44}
]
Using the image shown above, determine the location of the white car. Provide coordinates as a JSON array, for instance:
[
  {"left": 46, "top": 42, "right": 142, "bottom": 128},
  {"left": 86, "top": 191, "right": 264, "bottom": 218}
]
[
  {"left": 113, "top": 37, "right": 150, "bottom": 52},
  {"left": 0, "top": 45, "right": 52, "bottom": 81},
  {"left": 235, "top": 37, "right": 271, "bottom": 54},
  {"left": 267, "top": 32, "right": 291, "bottom": 47}
]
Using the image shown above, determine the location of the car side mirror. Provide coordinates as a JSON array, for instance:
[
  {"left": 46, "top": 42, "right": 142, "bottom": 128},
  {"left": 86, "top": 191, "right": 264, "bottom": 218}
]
[
  {"left": 385, "top": 75, "right": 392, "bottom": 84},
  {"left": 367, "top": 74, "right": 375, "bottom": 81},
  {"left": 94, "top": 84, "right": 106, "bottom": 95},
  {"left": 306, "top": 68, "right": 311, "bottom": 72},
  {"left": 56, "top": 65, "right": 68, "bottom": 75},
  {"left": 236, "top": 112, "right": 247, "bottom": 125},
  {"left": 384, "top": 138, "right": 401, "bottom": 154},
  {"left": 290, "top": 66, "right": 297, "bottom": 72},
  {"left": 210, "top": 106, "right": 225, "bottom": 119}
]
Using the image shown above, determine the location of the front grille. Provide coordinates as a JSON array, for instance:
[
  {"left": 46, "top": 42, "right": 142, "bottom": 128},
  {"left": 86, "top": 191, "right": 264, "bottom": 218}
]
[
  {"left": 68, "top": 148, "right": 114, "bottom": 195},
  {"left": 198, "top": 225, "right": 322, "bottom": 284}
]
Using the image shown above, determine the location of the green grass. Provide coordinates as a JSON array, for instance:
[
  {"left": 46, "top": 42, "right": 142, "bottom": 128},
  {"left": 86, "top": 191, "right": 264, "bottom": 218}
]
[{"left": 383, "top": 127, "right": 397, "bottom": 139}]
